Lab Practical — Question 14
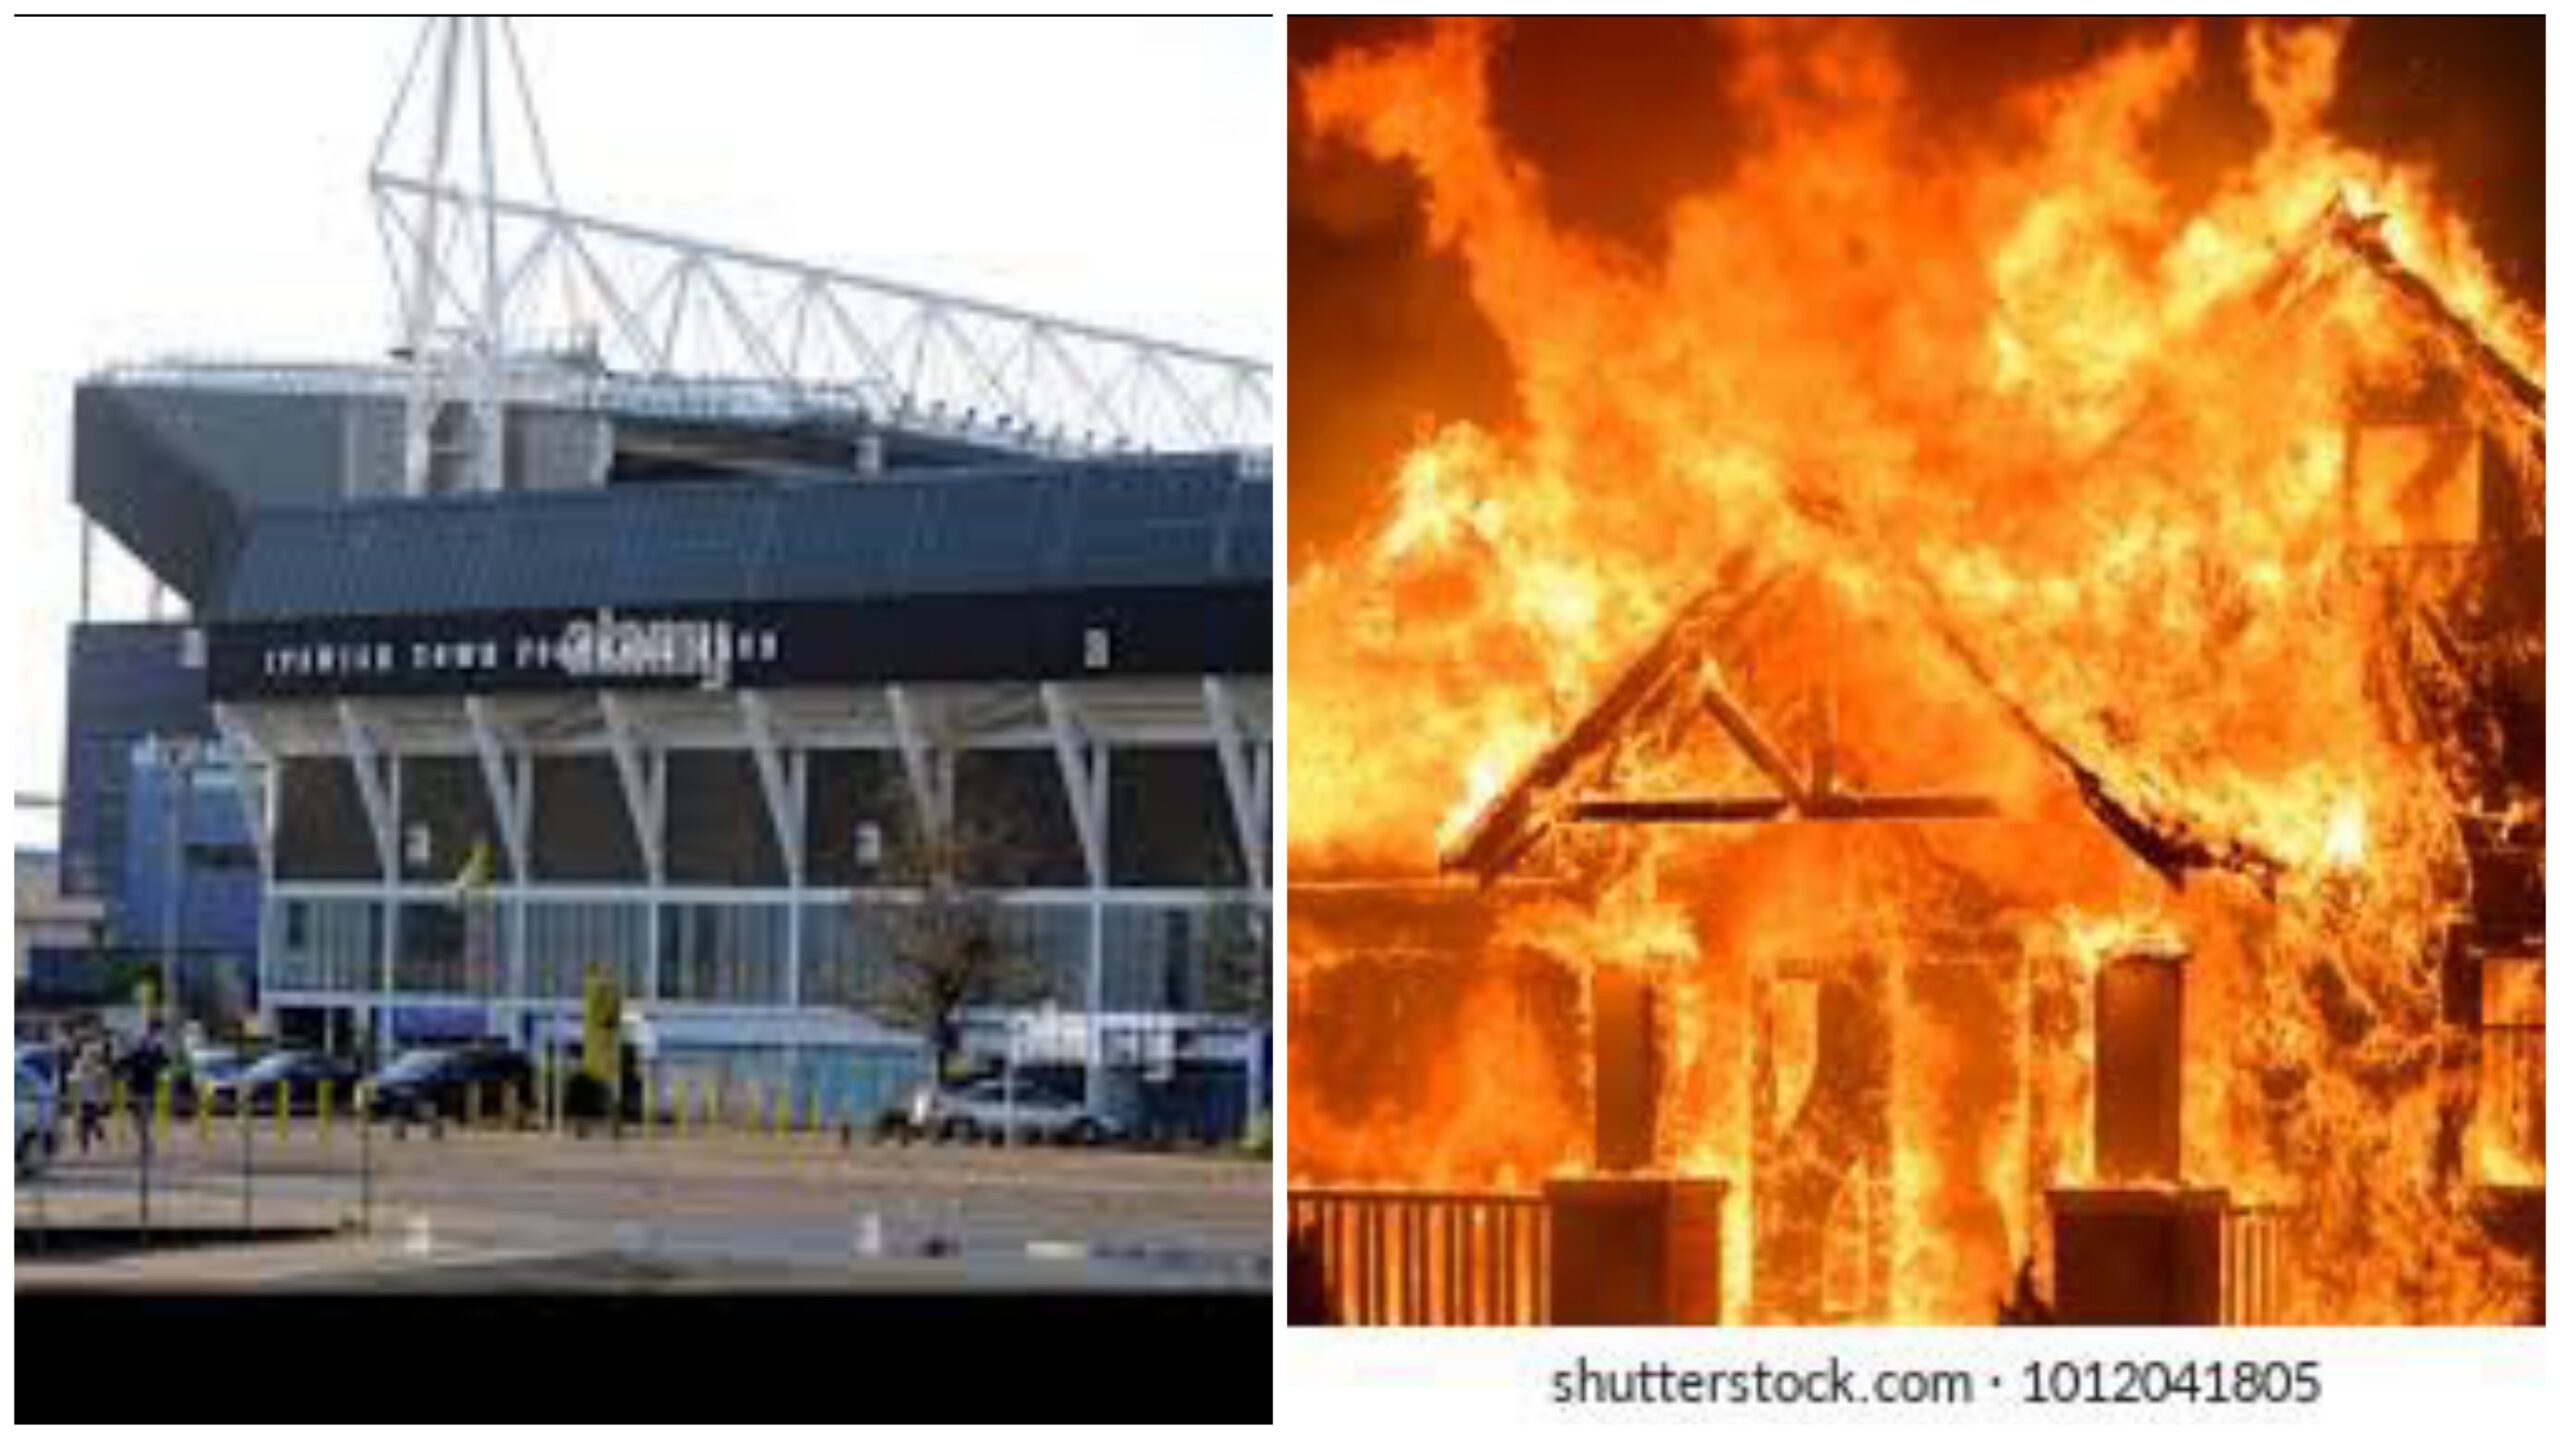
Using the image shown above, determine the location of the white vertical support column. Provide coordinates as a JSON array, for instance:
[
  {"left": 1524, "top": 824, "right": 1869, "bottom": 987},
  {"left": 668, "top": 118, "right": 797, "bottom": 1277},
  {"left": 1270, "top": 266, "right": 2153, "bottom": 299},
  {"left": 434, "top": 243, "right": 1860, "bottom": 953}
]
[
  {"left": 465, "top": 697, "right": 528, "bottom": 1032},
  {"left": 740, "top": 690, "right": 807, "bottom": 1016},
  {"left": 645, "top": 748, "right": 664, "bottom": 1007},
  {"left": 1039, "top": 683, "right": 1107, "bottom": 887},
  {"left": 1042, "top": 682, "right": 1111, "bottom": 1111},
  {"left": 336, "top": 701, "right": 398, "bottom": 880},
  {"left": 739, "top": 691, "right": 805, "bottom": 883},
  {"left": 597, "top": 692, "right": 665, "bottom": 884},
  {"left": 212, "top": 704, "right": 278, "bottom": 1032},
  {"left": 337, "top": 701, "right": 399, "bottom": 1053},
  {"left": 887, "top": 684, "right": 943, "bottom": 845},
  {"left": 601, "top": 691, "right": 665, "bottom": 1019},
  {"left": 1250, "top": 741, "right": 1271, "bottom": 878},
  {"left": 464, "top": 697, "right": 531, "bottom": 882},
  {"left": 384, "top": 753, "right": 404, "bottom": 1055},
  {"left": 1089, "top": 748, "right": 1112, "bottom": 1110},
  {"left": 1202, "top": 677, "right": 1268, "bottom": 892},
  {"left": 787, "top": 749, "right": 807, "bottom": 1011},
  {"left": 509, "top": 749, "right": 534, "bottom": 1028}
]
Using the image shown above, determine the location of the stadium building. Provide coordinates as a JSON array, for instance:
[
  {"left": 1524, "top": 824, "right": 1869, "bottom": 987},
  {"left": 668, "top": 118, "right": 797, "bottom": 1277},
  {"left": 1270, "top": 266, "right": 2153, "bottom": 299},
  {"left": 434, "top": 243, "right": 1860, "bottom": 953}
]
[{"left": 57, "top": 19, "right": 1272, "bottom": 1134}]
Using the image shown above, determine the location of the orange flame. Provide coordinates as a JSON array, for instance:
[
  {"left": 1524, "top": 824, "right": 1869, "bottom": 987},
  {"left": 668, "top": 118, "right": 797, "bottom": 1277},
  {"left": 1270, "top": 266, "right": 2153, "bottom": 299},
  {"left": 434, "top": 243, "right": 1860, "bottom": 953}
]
[{"left": 1289, "top": 18, "right": 2541, "bottom": 1324}]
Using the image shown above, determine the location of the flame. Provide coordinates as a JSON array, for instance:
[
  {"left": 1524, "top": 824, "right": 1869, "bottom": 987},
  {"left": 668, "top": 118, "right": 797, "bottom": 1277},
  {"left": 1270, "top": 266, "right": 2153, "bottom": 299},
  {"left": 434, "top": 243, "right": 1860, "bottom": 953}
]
[
  {"left": 2319, "top": 793, "right": 2369, "bottom": 871},
  {"left": 1290, "top": 18, "right": 2541, "bottom": 1325}
]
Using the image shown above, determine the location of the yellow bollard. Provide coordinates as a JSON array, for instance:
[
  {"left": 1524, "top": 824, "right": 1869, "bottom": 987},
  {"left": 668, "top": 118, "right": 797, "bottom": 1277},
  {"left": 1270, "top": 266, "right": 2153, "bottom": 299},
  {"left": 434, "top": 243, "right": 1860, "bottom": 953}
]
[
  {"left": 274, "top": 1083, "right": 289, "bottom": 1145},
  {"left": 768, "top": 1083, "right": 784, "bottom": 1141},
  {"left": 197, "top": 1084, "right": 212, "bottom": 1147},
  {"left": 319, "top": 1079, "right": 333, "bottom": 1145}
]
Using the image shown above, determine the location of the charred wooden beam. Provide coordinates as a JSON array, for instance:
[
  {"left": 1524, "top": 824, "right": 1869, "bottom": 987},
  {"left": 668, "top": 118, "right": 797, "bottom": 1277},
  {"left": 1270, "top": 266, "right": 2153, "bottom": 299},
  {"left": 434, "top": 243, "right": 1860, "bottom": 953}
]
[
  {"left": 1573, "top": 795, "right": 1791, "bottom": 825},
  {"left": 1570, "top": 792, "right": 1995, "bottom": 825},
  {"left": 1697, "top": 665, "right": 1806, "bottom": 804},
  {"left": 1802, "top": 791, "right": 1999, "bottom": 821},
  {"left": 1910, "top": 600, "right": 2288, "bottom": 896},
  {"left": 1444, "top": 567, "right": 1787, "bottom": 879},
  {"left": 2325, "top": 202, "right": 2545, "bottom": 423}
]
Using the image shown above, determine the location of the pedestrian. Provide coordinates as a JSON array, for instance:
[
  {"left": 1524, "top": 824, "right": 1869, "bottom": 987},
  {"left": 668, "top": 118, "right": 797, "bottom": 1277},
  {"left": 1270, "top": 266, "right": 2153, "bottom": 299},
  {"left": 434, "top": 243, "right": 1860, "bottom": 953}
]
[
  {"left": 70, "top": 1041, "right": 108, "bottom": 1154},
  {"left": 122, "top": 1022, "right": 172, "bottom": 1153}
]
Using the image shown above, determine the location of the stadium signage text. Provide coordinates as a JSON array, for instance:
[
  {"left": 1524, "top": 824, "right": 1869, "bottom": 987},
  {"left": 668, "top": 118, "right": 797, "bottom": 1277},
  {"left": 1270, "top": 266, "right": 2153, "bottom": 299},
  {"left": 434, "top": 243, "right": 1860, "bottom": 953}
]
[
  {"left": 208, "top": 587, "right": 1269, "bottom": 701},
  {"left": 251, "top": 608, "right": 780, "bottom": 693}
]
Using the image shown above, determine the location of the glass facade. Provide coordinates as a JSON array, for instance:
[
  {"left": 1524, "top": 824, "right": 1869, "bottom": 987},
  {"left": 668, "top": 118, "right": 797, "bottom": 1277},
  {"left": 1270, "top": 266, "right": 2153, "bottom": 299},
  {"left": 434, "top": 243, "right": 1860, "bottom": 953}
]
[
  {"left": 799, "top": 903, "right": 892, "bottom": 1010},
  {"left": 523, "top": 899, "right": 649, "bottom": 1000},
  {"left": 394, "top": 891, "right": 499, "bottom": 994},
  {"left": 253, "top": 703, "right": 1271, "bottom": 1130},
  {"left": 657, "top": 901, "right": 790, "bottom": 1004},
  {"left": 1102, "top": 905, "right": 1207, "bottom": 1012},
  {"left": 269, "top": 897, "right": 381, "bottom": 994}
]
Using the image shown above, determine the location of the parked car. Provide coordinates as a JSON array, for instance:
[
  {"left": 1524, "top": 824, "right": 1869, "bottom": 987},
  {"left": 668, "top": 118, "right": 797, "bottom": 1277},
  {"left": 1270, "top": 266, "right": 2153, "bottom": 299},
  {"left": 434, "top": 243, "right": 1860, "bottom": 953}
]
[
  {"left": 227, "top": 1051, "right": 364, "bottom": 1115},
  {"left": 16, "top": 1055, "right": 59, "bottom": 1176},
  {"left": 366, "top": 1046, "right": 534, "bottom": 1124},
  {"left": 902, "top": 1075, "right": 1120, "bottom": 1146},
  {"left": 17, "top": 1042, "right": 62, "bottom": 1092},
  {"left": 173, "top": 1047, "right": 254, "bottom": 1113}
]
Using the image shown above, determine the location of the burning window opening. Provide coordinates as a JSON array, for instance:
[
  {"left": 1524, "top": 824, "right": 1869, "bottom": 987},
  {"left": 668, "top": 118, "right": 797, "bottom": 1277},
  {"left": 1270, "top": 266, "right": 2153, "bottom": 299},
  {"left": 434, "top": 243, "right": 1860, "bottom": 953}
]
[{"left": 1287, "top": 17, "right": 2542, "bottom": 1328}]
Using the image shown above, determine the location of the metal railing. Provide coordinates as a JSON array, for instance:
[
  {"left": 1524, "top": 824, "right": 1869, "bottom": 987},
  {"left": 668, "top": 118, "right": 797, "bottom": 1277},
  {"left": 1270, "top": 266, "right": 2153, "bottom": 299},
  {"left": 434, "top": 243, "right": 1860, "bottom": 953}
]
[
  {"left": 1288, "top": 1186, "right": 1550, "bottom": 1326},
  {"left": 2218, "top": 1204, "right": 2291, "bottom": 1326}
]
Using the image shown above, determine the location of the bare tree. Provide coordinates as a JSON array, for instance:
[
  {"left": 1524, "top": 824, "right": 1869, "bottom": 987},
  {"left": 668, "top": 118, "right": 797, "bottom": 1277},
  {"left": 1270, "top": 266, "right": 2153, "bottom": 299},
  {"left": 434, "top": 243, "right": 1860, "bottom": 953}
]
[
  {"left": 1199, "top": 894, "right": 1271, "bottom": 1026},
  {"left": 868, "top": 817, "right": 1039, "bottom": 1087},
  {"left": 1199, "top": 888, "right": 1272, "bottom": 1126}
]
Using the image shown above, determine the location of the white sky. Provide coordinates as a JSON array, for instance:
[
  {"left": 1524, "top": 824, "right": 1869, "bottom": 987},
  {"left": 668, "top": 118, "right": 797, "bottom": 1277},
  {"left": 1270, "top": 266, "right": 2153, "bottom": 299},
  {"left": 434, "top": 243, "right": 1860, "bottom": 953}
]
[{"left": 0, "top": 16, "right": 1278, "bottom": 851}]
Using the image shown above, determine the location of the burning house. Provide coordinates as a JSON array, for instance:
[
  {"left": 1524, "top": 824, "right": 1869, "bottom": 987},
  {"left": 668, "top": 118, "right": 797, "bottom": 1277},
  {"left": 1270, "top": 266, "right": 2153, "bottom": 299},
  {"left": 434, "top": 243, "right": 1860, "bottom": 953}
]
[{"left": 1285, "top": 18, "right": 2542, "bottom": 1326}]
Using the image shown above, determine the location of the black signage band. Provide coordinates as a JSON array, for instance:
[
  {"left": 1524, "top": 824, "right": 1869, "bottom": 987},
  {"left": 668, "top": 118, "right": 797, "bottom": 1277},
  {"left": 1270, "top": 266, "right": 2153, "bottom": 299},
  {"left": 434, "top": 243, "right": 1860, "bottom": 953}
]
[{"left": 208, "top": 585, "right": 1270, "bottom": 701}]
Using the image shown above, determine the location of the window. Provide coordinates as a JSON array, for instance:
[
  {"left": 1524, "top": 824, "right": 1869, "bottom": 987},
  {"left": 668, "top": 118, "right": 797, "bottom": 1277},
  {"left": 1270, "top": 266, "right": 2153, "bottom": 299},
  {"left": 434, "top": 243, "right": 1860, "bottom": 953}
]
[
  {"left": 658, "top": 903, "right": 788, "bottom": 1005},
  {"left": 2479, "top": 954, "right": 2545, "bottom": 1184}
]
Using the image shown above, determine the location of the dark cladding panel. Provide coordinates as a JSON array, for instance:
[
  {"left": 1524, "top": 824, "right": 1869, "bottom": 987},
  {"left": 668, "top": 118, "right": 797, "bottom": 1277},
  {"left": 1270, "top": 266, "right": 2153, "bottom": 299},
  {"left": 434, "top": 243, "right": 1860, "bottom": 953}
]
[
  {"left": 529, "top": 754, "right": 643, "bottom": 882},
  {"left": 2095, "top": 953, "right": 2184, "bottom": 1184},
  {"left": 951, "top": 750, "right": 1086, "bottom": 888},
  {"left": 805, "top": 751, "right": 917, "bottom": 887},
  {"left": 398, "top": 756, "right": 502, "bottom": 884},
  {"left": 664, "top": 750, "right": 784, "bottom": 887},
  {"left": 1107, "top": 747, "right": 1246, "bottom": 888},
  {"left": 273, "top": 756, "right": 379, "bottom": 882}
]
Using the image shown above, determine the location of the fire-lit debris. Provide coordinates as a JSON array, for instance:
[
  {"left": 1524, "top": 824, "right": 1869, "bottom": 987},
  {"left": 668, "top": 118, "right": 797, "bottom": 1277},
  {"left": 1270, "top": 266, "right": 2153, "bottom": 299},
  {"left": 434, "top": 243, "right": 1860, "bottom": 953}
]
[{"left": 1289, "top": 18, "right": 2541, "bottom": 1326}]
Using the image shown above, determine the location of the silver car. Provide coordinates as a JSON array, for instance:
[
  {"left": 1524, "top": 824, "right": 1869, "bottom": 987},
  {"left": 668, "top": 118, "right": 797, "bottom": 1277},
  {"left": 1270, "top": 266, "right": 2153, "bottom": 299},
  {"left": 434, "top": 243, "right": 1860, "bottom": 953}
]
[{"left": 907, "top": 1076, "right": 1118, "bottom": 1146}]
